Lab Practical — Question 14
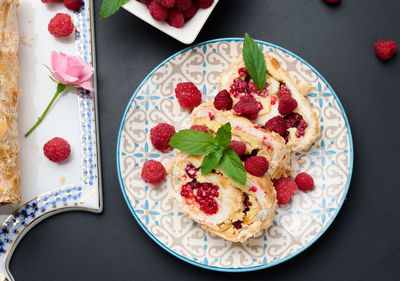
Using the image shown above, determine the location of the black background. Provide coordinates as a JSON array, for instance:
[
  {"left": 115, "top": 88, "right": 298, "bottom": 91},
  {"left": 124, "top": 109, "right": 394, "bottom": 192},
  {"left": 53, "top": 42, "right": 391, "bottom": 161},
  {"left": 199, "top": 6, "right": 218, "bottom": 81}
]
[{"left": 10, "top": 1, "right": 400, "bottom": 280}]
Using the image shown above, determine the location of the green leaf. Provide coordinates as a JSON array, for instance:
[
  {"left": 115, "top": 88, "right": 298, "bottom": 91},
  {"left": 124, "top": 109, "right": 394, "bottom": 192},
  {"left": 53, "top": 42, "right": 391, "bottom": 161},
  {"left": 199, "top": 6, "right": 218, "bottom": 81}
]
[
  {"left": 219, "top": 147, "right": 247, "bottom": 185},
  {"left": 215, "top": 122, "right": 232, "bottom": 149},
  {"left": 99, "top": 0, "right": 129, "bottom": 20},
  {"left": 201, "top": 147, "right": 224, "bottom": 175},
  {"left": 169, "top": 129, "right": 215, "bottom": 155},
  {"left": 243, "top": 33, "right": 267, "bottom": 91}
]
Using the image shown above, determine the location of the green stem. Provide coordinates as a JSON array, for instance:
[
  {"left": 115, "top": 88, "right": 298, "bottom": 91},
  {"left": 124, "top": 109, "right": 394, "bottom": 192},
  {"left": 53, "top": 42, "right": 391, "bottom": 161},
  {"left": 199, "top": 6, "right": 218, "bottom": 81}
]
[{"left": 25, "top": 83, "right": 67, "bottom": 137}]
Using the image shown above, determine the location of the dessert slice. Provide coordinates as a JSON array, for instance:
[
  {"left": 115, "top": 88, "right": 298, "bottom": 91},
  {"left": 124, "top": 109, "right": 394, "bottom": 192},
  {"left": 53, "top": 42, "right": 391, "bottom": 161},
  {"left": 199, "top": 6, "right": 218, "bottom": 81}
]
[
  {"left": 169, "top": 152, "right": 277, "bottom": 243},
  {"left": 219, "top": 54, "right": 320, "bottom": 154}
]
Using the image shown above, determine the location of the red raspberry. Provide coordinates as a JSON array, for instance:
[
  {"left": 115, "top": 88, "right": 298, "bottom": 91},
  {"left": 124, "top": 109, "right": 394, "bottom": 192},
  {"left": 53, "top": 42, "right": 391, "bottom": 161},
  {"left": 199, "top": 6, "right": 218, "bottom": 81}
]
[
  {"left": 43, "top": 137, "right": 71, "bottom": 163},
  {"left": 265, "top": 116, "right": 287, "bottom": 136},
  {"left": 285, "top": 113, "right": 308, "bottom": 138},
  {"left": 230, "top": 78, "right": 247, "bottom": 98},
  {"left": 374, "top": 40, "right": 397, "bottom": 61},
  {"left": 238, "top": 67, "right": 248, "bottom": 78},
  {"left": 150, "top": 123, "right": 176, "bottom": 151},
  {"left": 233, "top": 95, "right": 263, "bottom": 120},
  {"left": 247, "top": 81, "right": 268, "bottom": 97},
  {"left": 274, "top": 177, "right": 298, "bottom": 205},
  {"left": 278, "top": 85, "right": 291, "bottom": 98},
  {"left": 141, "top": 160, "right": 166, "bottom": 184},
  {"left": 229, "top": 140, "right": 246, "bottom": 157},
  {"left": 175, "top": 0, "right": 192, "bottom": 11},
  {"left": 244, "top": 156, "right": 269, "bottom": 177},
  {"left": 233, "top": 220, "right": 243, "bottom": 229},
  {"left": 157, "top": 0, "right": 175, "bottom": 8},
  {"left": 175, "top": 82, "right": 202, "bottom": 109},
  {"left": 149, "top": 0, "right": 169, "bottom": 21},
  {"left": 48, "top": 13, "right": 74, "bottom": 38},
  {"left": 197, "top": 0, "right": 214, "bottom": 9},
  {"left": 190, "top": 125, "right": 208, "bottom": 133},
  {"left": 295, "top": 172, "right": 314, "bottom": 191},
  {"left": 181, "top": 182, "right": 195, "bottom": 198},
  {"left": 64, "top": 0, "right": 83, "bottom": 11},
  {"left": 183, "top": 2, "right": 198, "bottom": 20},
  {"left": 194, "top": 182, "right": 219, "bottom": 215},
  {"left": 278, "top": 95, "right": 298, "bottom": 115},
  {"left": 213, "top": 89, "right": 233, "bottom": 110},
  {"left": 168, "top": 9, "right": 185, "bottom": 28}
]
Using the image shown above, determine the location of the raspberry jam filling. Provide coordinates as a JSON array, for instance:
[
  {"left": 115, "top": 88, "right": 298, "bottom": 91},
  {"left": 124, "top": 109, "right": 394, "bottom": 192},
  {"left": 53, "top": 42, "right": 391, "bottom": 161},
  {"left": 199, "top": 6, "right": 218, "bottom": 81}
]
[
  {"left": 185, "top": 162, "right": 199, "bottom": 179},
  {"left": 233, "top": 220, "right": 243, "bottom": 229},
  {"left": 285, "top": 113, "right": 308, "bottom": 139},
  {"left": 180, "top": 180, "right": 220, "bottom": 215},
  {"left": 229, "top": 69, "right": 270, "bottom": 98}
]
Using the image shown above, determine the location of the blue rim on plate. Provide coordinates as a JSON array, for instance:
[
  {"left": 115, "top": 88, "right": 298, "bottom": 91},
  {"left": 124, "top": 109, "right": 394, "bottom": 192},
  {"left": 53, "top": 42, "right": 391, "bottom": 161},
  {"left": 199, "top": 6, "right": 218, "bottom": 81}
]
[{"left": 116, "top": 38, "right": 354, "bottom": 272}]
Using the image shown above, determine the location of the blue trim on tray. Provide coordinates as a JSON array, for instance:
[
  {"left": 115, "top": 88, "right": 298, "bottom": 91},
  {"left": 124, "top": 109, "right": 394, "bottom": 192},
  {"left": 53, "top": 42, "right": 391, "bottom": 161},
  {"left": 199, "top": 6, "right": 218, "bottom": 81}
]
[{"left": 116, "top": 38, "right": 354, "bottom": 272}]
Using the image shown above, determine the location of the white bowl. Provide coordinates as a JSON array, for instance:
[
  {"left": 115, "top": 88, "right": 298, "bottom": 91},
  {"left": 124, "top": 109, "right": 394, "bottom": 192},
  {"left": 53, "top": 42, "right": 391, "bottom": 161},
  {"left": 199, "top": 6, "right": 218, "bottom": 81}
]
[{"left": 123, "top": 0, "right": 219, "bottom": 44}]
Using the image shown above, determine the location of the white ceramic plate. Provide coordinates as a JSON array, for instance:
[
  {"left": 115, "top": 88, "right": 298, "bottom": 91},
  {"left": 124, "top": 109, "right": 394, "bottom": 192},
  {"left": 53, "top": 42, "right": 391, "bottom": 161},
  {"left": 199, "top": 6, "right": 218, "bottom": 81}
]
[
  {"left": 0, "top": 1, "right": 101, "bottom": 280},
  {"left": 117, "top": 39, "right": 353, "bottom": 272},
  {"left": 123, "top": 0, "right": 219, "bottom": 44}
]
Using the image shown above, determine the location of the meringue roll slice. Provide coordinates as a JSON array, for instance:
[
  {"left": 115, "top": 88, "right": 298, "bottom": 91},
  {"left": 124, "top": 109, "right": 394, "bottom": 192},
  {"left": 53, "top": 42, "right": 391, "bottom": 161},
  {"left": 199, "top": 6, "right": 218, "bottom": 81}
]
[
  {"left": 192, "top": 101, "right": 291, "bottom": 179},
  {"left": 219, "top": 54, "right": 320, "bottom": 154},
  {"left": 169, "top": 152, "right": 277, "bottom": 243}
]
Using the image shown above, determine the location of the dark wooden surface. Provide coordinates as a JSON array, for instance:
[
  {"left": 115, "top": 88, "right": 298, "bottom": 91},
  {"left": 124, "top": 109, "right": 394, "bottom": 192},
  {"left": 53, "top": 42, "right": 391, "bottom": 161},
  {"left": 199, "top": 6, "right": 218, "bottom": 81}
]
[{"left": 10, "top": 1, "right": 400, "bottom": 280}]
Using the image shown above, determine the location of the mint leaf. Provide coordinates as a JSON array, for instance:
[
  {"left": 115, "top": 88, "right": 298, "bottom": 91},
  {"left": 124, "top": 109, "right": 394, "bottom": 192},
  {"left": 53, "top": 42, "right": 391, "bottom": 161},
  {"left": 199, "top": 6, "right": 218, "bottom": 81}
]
[
  {"left": 201, "top": 147, "right": 224, "bottom": 175},
  {"left": 169, "top": 129, "right": 215, "bottom": 155},
  {"left": 100, "top": 0, "right": 129, "bottom": 20},
  {"left": 243, "top": 33, "right": 267, "bottom": 91},
  {"left": 220, "top": 147, "right": 247, "bottom": 185},
  {"left": 215, "top": 122, "right": 232, "bottom": 149}
]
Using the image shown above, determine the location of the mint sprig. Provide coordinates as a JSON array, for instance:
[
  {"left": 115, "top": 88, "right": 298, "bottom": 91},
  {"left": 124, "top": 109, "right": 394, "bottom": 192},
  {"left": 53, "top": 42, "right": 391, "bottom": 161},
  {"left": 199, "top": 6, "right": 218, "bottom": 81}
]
[
  {"left": 99, "top": 0, "right": 129, "bottom": 20},
  {"left": 243, "top": 33, "right": 267, "bottom": 91},
  {"left": 169, "top": 123, "right": 247, "bottom": 185}
]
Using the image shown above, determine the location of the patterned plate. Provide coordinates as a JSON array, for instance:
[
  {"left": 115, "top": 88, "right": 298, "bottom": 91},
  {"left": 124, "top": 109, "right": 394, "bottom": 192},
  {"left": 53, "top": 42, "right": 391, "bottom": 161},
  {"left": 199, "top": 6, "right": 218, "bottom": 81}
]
[{"left": 116, "top": 39, "right": 353, "bottom": 272}]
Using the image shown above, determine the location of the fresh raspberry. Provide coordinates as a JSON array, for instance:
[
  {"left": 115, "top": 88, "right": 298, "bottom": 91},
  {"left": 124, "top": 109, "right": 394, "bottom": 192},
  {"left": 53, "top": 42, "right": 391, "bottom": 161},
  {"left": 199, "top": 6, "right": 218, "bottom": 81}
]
[
  {"left": 247, "top": 81, "right": 268, "bottom": 97},
  {"left": 42, "top": 0, "right": 62, "bottom": 3},
  {"left": 295, "top": 172, "right": 314, "bottom": 191},
  {"left": 194, "top": 182, "right": 219, "bottom": 215},
  {"left": 168, "top": 9, "right": 185, "bottom": 28},
  {"left": 197, "top": 0, "right": 214, "bottom": 9},
  {"left": 213, "top": 89, "right": 233, "bottom": 110},
  {"left": 64, "top": 0, "right": 83, "bottom": 11},
  {"left": 175, "top": 0, "right": 192, "bottom": 11},
  {"left": 238, "top": 67, "right": 248, "bottom": 78},
  {"left": 181, "top": 182, "right": 195, "bottom": 198},
  {"left": 183, "top": 2, "right": 198, "bottom": 19},
  {"left": 274, "top": 177, "right": 298, "bottom": 205},
  {"left": 265, "top": 116, "right": 287, "bottom": 136},
  {"left": 157, "top": 0, "right": 175, "bottom": 8},
  {"left": 229, "top": 140, "right": 246, "bottom": 157},
  {"left": 43, "top": 137, "right": 71, "bottom": 163},
  {"left": 141, "top": 160, "right": 166, "bottom": 184},
  {"left": 233, "top": 95, "right": 263, "bottom": 120},
  {"left": 374, "top": 40, "right": 397, "bottom": 61},
  {"left": 149, "top": 0, "right": 169, "bottom": 21},
  {"left": 278, "top": 85, "right": 291, "bottom": 98},
  {"left": 230, "top": 78, "right": 247, "bottom": 98},
  {"left": 48, "top": 13, "right": 74, "bottom": 38},
  {"left": 244, "top": 156, "right": 269, "bottom": 177},
  {"left": 150, "top": 123, "right": 176, "bottom": 151},
  {"left": 278, "top": 95, "right": 298, "bottom": 115},
  {"left": 190, "top": 125, "right": 208, "bottom": 133},
  {"left": 285, "top": 113, "right": 308, "bottom": 138},
  {"left": 185, "top": 162, "right": 199, "bottom": 179},
  {"left": 175, "top": 82, "right": 202, "bottom": 109}
]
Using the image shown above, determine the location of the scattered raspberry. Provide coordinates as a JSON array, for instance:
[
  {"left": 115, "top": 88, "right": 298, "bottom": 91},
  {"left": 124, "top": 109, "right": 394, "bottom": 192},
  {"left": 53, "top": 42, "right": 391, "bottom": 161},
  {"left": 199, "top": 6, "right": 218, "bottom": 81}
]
[
  {"left": 278, "top": 85, "right": 291, "bottom": 98},
  {"left": 64, "top": 0, "right": 83, "bottom": 11},
  {"left": 150, "top": 123, "right": 176, "bottom": 151},
  {"left": 149, "top": 0, "right": 169, "bottom": 21},
  {"left": 137, "top": 0, "right": 152, "bottom": 5},
  {"left": 233, "top": 220, "right": 243, "bottom": 229},
  {"left": 197, "top": 0, "right": 214, "bottom": 8},
  {"left": 175, "top": 0, "right": 192, "bottom": 11},
  {"left": 43, "top": 137, "right": 71, "bottom": 163},
  {"left": 194, "top": 182, "right": 219, "bottom": 215},
  {"left": 278, "top": 95, "right": 298, "bottom": 115},
  {"left": 247, "top": 80, "right": 268, "bottom": 97},
  {"left": 185, "top": 162, "right": 199, "bottom": 179},
  {"left": 285, "top": 113, "right": 308, "bottom": 138},
  {"left": 295, "top": 172, "right": 314, "bottom": 191},
  {"left": 230, "top": 78, "right": 247, "bottom": 98},
  {"left": 175, "top": 82, "right": 202, "bottom": 109},
  {"left": 238, "top": 67, "right": 248, "bottom": 78},
  {"left": 48, "top": 13, "right": 74, "bottom": 38},
  {"left": 265, "top": 116, "right": 287, "bottom": 136},
  {"left": 213, "top": 89, "right": 233, "bottom": 110},
  {"left": 229, "top": 140, "right": 246, "bottom": 157},
  {"left": 141, "top": 160, "right": 166, "bottom": 184},
  {"left": 233, "top": 95, "right": 263, "bottom": 120},
  {"left": 244, "top": 156, "right": 269, "bottom": 177},
  {"left": 374, "top": 40, "right": 397, "bottom": 61},
  {"left": 157, "top": 0, "right": 175, "bottom": 8},
  {"left": 274, "top": 177, "right": 298, "bottom": 205},
  {"left": 42, "top": 0, "right": 62, "bottom": 3},
  {"left": 183, "top": 2, "right": 198, "bottom": 19},
  {"left": 190, "top": 125, "right": 208, "bottom": 133},
  {"left": 168, "top": 9, "right": 184, "bottom": 27}
]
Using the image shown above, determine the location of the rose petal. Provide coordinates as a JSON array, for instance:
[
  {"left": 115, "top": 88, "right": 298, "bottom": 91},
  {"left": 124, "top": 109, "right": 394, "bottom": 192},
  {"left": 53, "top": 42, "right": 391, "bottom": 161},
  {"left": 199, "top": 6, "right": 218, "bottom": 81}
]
[
  {"left": 78, "top": 79, "right": 93, "bottom": 91},
  {"left": 51, "top": 51, "right": 68, "bottom": 74},
  {"left": 53, "top": 71, "right": 79, "bottom": 85}
]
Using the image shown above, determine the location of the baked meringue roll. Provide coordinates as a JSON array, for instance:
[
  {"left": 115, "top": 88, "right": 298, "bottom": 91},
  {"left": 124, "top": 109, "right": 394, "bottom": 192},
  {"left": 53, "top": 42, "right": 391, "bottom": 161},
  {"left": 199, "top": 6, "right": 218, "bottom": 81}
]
[
  {"left": 192, "top": 101, "right": 291, "bottom": 179},
  {"left": 169, "top": 152, "right": 277, "bottom": 243},
  {"left": 219, "top": 54, "right": 320, "bottom": 154}
]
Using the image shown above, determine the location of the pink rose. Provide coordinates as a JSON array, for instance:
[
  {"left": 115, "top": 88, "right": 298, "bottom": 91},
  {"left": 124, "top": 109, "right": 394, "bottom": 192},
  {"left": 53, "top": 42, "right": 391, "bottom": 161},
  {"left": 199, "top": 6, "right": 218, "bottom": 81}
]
[{"left": 51, "top": 51, "right": 94, "bottom": 91}]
